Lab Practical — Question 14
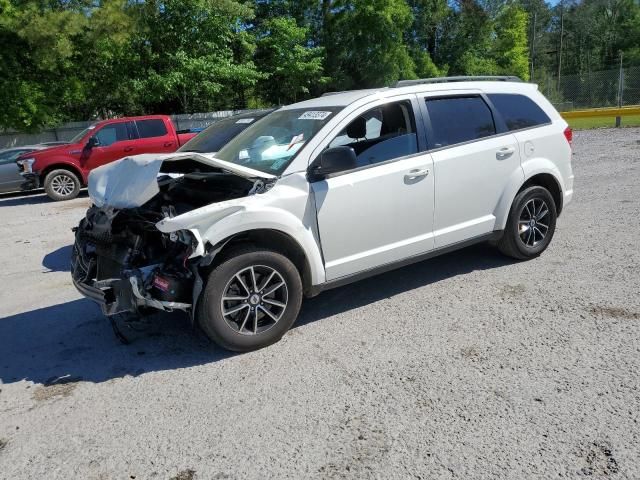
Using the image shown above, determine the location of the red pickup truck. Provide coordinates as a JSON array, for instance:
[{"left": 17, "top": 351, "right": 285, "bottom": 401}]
[{"left": 17, "top": 115, "right": 197, "bottom": 201}]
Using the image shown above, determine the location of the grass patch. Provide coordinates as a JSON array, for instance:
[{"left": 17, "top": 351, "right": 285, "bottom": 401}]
[{"left": 566, "top": 114, "right": 640, "bottom": 130}]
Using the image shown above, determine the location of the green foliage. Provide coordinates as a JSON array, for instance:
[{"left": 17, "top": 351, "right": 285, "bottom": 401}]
[
  {"left": 1, "top": 0, "right": 638, "bottom": 132},
  {"left": 327, "top": 0, "right": 416, "bottom": 88},
  {"left": 494, "top": 4, "right": 530, "bottom": 80},
  {"left": 255, "top": 17, "right": 327, "bottom": 104}
]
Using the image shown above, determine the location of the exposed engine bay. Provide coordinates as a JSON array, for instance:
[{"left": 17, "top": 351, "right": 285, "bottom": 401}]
[{"left": 72, "top": 155, "right": 274, "bottom": 320}]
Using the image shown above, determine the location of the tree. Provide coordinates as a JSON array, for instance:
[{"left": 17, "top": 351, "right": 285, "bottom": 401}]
[
  {"left": 129, "top": 0, "right": 262, "bottom": 113},
  {"left": 405, "top": 0, "right": 450, "bottom": 77},
  {"left": 327, "top": 0, "right": 417, "bottom": 88},
  {"left": 493, "top": 3, "right": 530, "bottom": 79},
  {"left": 255, "top": 17, "right": 327, "bottom": 104}
]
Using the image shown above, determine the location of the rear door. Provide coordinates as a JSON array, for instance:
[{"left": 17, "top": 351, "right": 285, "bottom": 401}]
[
  {"left": 418, "top": 92, "right": 524, "bottom": 247},
  {"left": 134, "top": 118, "right": 176, "bottom": 154},
  {"left": 82, "top": 121, "right": 138, "bottom": 171}
]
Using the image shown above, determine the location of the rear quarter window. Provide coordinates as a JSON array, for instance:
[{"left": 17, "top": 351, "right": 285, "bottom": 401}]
[{"left": 488, "top": 94, "right": 551, "bottom": 131}]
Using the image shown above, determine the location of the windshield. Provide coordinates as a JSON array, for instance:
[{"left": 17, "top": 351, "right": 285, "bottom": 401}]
[
  {"left": 214, "top": 108, "right": 342, "bottom": 174},
  {"left": 69, "top": 125, "right": 96, "bottom": 144},
  {"left": 178, "top": 114, "right": 265, "bottom": 154}
]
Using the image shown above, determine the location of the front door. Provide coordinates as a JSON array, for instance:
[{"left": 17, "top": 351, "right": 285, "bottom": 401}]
[
  {"left": 311, "top": 98, "right": 435, "bottom": 281},
  {"left": 82, "top": 121, "right": 137, "bottom": 171}
]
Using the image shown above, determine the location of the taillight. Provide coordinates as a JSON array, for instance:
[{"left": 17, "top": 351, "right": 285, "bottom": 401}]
[{"left": 563, "top": 127, "right": 573, "bottom": 146}]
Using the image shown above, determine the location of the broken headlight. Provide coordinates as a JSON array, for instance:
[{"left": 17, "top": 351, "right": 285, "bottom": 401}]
[{"left": 17, "top": 158, "right": 36, "bottom": 173}]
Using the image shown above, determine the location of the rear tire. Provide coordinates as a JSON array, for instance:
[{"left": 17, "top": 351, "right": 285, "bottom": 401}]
[
  {"left": 498, "top": 186, "right": 557, "bottom": 260},
  {"left": 197, "top": 247, "right": 303, "bottom": 352},
  {"left": 44, "top": 169, "right": 81, "bottom": 201}
]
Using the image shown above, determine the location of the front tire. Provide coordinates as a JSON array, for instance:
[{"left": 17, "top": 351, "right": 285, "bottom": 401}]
[
  {"left": 44, "top": 169, "right": 81, "bottom": 201},
  {"left": 498, "top": 186, "right": 557, "bottom": 260},
  {"left": 197, "top": 247, "right": 303, "bottom": 352}
]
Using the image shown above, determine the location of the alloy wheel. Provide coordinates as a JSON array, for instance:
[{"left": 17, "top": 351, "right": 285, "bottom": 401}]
[
  {"left": 51, "top": 174, "right": 76, "bottom": 197},
  {"left": 518, "top": 198, "right": 550, "bottom": 247},
  {"left": 220, "top": 265, "right": 288, "bottom": 336}
]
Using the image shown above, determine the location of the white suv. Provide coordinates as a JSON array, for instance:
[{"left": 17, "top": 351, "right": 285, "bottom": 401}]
[{"left": 72, "top": 76, "right": 574, "bottom": 351}]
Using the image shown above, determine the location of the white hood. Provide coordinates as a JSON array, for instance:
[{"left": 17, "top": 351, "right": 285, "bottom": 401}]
[{"left": 88, "top": 152, "right": 276, "bottom": 209}]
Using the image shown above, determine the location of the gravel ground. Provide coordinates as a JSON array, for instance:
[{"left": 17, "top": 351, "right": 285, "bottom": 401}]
[{"left": 1, "top": 128, "right": 639, "bottom": 480}]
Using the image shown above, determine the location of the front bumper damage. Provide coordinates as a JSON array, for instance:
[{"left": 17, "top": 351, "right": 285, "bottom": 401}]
[
  {"left": 71, "top": 213, "right": 194, "bottom": 317},
  {"left": 20, "top": 173, "right": 39, "bottom": 191}
]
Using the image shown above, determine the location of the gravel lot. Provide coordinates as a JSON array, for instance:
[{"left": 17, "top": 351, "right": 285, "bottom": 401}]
[{"left": 1, "top": 128, "right": 639, "bottom": 479}]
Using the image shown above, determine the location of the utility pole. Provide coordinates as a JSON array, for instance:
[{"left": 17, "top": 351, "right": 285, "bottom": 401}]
[
  {"left": 616, "top": 51, "right": 624, "bottom": 127},
  {"left": 530, "top": 12, "right": 537, "bottom": 81},
  {"left": 617, "top": 51, "right": 624, "bottom": 108},
  {"left": 557, "top": 0, "right": 564, "bottom": 93}
]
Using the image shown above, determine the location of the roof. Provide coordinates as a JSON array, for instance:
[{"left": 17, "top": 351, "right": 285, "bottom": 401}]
[
  {"left": 280, "top": 89, "right": 387, "bottom": 109},
  {"left": 281, "top": 79, "right": 538, "bottom": 110}
]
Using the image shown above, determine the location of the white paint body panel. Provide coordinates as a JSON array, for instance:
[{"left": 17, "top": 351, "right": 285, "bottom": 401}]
[
  {"left": 313, "top": 153, "right": 434, "bottom": 281},
  {"left": 91, "top": 80, "right": 574, "bottom": 289},
  {"left": 429, "top": 134, "right": 523, "bottom": 247}
]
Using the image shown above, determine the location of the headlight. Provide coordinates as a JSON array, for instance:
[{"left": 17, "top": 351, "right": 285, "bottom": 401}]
[{"left": 16, "top": 158, "right": 36, "bottom": 173}]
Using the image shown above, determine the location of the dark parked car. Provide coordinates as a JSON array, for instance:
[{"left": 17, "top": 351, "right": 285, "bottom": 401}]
[
  {"left": 0, "top": 145, "right": 49, "bottom": 193},
  {"left": 178, "top": 110, "right": 274, "bottom": 154}
]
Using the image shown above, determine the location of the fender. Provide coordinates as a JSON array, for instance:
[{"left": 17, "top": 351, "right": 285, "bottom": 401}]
[
  {"left": 38, "top": 157, "right": 87, "bottom": 184},
  {"left": 494, "top": 156, "right": 564, "bottom": 230},
  {"left": 156, "top": 174, "right": 327, "bottom": 286},
  {"left": 200, "top": 208, "right": 325, "bottom": 286}
]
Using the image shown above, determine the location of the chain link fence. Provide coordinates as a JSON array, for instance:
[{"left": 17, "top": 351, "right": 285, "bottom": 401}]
[
  {"left": 0, "top": 110, "right": 260, "bottom": 149},
  {"left": 543, "top": 65, "right": 640, "bottom": 112}
]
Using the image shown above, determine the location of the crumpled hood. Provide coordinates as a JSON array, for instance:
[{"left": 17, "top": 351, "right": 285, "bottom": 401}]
[{"left": 88, "top": 152, "right": 276, "bottom": 209}]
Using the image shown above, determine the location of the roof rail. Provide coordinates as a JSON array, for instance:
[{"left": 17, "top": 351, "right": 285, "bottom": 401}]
[
  {"left": 394, "top": 76, "right": 522, "bottom": 88},
  {"left": 321, "top": 91, "right": 347, "bottom": 97}
]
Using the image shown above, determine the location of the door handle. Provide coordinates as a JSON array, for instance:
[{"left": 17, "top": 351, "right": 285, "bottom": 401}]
[
  {"left": 496, "top": 147, "right": 516, "bottom": 159},
  {"left": 124, "top": 147, "right": 134, "bottom": 153},
  {"left": 405, "top": 168, "right": 430, "bottom": 181},
  {"left": 164, "top": 142, "right": 174, "bottom": 148}
]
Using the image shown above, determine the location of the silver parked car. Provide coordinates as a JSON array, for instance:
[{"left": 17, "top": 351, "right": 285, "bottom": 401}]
[{"left": 0, "top": 145, "right": 50, "bottom": 193}]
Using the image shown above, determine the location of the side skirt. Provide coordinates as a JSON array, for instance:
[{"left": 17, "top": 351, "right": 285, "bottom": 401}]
[{"left": 306, "top": 231, "right": 503, "bottom": 297}]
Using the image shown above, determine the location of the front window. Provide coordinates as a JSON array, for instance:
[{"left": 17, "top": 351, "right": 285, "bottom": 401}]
[
  {"left": 69, "top": 125, "right": 96, "bottom": 144},
  {"left": 95, "top": 123, "right": 131, "bottom": 147},
  {"left": 214, "top": 108, "right": 342, "bottom": 174}
]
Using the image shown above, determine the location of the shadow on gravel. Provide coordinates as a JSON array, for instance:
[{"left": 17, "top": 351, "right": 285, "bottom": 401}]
[
  {"left": 0, "top": 300, "right": 229, "bottom": 385},
  {"left": 297, "top": 243, "right": 516, "bottom": 326},
  {"left": 42, "top": 245, "right": 73, "bottom": 272},
  {"left": 0, "top": 243, "right": 514, "bottom": 385}
]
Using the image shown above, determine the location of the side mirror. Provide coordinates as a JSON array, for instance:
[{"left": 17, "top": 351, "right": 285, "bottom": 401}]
[
  {"left": 310, "top": 146, "right": 358, "bottom": 180},
  {"left": 86, "top": 136, "right": 99, "bottom": 149}
]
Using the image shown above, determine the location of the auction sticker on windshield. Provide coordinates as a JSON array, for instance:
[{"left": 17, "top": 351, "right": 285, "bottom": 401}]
[{"left": 299, "top": 111, "right": 332, "bottom": 120}]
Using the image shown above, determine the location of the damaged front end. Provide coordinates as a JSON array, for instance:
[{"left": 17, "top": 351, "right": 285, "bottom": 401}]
[{"left": 71, "top": 154, "right": 275, "bottom": 317}]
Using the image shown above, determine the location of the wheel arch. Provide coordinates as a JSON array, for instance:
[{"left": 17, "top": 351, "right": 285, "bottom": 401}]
[
  {"left": 495, "top": 163, "right": 565, "bottom": 231},
  {"left": 519, "top": 173, "right": 563, "bottom": 215},
  {"left": 41, "top": 163, "right": 85, "bottom": 186},
  {"left": 206, "top": 229, "right": 316, "bottom": 297}
]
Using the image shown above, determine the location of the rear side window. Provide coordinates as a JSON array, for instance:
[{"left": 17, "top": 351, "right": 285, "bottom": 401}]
[
  {"left": 488, "top": 94, "right": 551, "bottom": 131},
  {"left": 425, "top": 96, "right": 496, "bottom": 148},
  {"left": 136, "top": 119, "right": 168, "bottom": 138}
]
